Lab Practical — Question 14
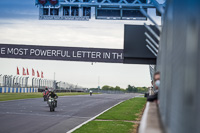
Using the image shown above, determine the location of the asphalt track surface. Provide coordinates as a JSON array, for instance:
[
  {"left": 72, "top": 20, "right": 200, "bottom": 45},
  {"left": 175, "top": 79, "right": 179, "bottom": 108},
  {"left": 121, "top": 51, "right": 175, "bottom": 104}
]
[{"left": 0, "top": 93, "right": 138, "bottom": 133}]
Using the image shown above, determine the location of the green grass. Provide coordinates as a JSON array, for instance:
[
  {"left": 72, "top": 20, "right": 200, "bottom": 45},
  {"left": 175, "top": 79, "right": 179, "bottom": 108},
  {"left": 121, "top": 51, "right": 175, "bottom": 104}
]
[
  {"left": 0, "top": 92, "right": 95, "bottom": 101},
  {"left": 97, "top": 97, "right": 146, "bottom": 121},
  {"left": 73, "top": 121, "right": 134, "bottom": 133},
  {"left": 73, "top": 97, "right": 146, "bottom": 133}
]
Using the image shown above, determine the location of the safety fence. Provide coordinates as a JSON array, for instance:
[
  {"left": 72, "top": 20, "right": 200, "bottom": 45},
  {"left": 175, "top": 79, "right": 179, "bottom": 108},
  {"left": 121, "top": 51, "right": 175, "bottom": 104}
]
[
  {"left": 90, "top": 90, "right": 125, "bottom": 94},
  {"left": 0, "top": 87, "right": 38, "bottom": 93}
]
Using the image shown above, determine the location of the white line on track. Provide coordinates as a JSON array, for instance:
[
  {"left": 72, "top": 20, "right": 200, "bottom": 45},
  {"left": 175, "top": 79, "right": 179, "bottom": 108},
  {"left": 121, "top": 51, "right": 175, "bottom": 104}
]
[{"left": 66, "top": 101, "right": 123, "bottom": 133}]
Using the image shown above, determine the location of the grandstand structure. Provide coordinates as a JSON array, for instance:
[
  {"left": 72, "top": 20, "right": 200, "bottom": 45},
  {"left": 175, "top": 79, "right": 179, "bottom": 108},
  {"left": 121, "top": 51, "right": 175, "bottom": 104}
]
[
  {"left": 35, "top": 0, "right": 158, "bottom": 20},
  {"left": 0, "top": 74, "right": 86, "bottom": 92}
]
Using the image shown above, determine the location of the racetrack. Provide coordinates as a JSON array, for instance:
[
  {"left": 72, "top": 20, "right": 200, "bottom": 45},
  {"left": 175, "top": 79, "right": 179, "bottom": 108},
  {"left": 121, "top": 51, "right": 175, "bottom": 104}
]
[{"left": 0, "top": 93, "right": 138, "bottom": 133}]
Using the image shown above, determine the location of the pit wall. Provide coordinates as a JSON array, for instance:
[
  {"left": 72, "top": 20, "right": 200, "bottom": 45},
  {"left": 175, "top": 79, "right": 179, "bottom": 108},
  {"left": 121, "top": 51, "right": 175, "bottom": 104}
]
[{"left": 156, "top": 0, "right": 200, "bottom": 133}]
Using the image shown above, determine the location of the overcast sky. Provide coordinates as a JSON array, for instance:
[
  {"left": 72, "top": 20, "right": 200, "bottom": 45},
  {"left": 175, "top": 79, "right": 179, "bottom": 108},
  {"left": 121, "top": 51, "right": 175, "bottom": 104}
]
[{"left": 0, "top": 0, "right": 162, "bottom": 89}]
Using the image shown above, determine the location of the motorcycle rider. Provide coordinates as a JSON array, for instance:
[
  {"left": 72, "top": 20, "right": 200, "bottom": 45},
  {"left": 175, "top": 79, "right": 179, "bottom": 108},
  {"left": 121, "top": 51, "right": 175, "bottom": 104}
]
[
  {"left": 43, "top": 87, "right": 50, "bottom": 101},
  {"left": 48, "top": 90, "right": 58, "bottom": 107},
  {"left": 89, "top": 90, "right": 93, "bottom": 96}
]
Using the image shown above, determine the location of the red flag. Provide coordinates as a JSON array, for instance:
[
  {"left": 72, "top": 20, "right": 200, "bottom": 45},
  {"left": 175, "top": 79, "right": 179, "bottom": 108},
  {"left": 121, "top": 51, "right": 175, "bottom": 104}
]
[
  {"left": 27, "top": 68, "right": 29, "bottom": 75},
  {"left": 32, "top": 69, "right": 35, "bottom": 76},
  {"left": 23, "top": 67, "right": 26, "bottom": 75},
  {"left": 17, "top": 67, "right": 20, "bottom": 75},
  {"left": 37, "top": 71, "right": 40, "bottom": 77},
  {"left": 41, "top": 71, "right": 44, "bottom": 78}
]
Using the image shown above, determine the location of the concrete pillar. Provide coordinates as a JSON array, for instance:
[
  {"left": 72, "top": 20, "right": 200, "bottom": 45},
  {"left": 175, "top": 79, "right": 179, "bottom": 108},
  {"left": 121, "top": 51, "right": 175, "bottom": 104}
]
[
  {"left": 79, "top": 7, "right": 83, "bottom": 17},
  {"left": 120, "top": 9, "right": 123, "bottom": 19},
  {"left": 48, "top": 7, "right": 51, "bottom": 16},
  {"left": 60, "top": 6, "right": 63, "bottom": 17},
  {"left": 91, "top": 7, "right": 96, "bottom": 20},
  {"left": 69, "top": 6, "right": 72, "bottom": 16},
  {"left": 39, "top": 8, "right": 43, "bottom": 16}
]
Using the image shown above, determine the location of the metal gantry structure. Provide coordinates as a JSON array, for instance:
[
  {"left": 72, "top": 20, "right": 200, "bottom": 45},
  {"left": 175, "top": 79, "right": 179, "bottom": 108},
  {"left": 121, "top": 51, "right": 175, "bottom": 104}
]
[
  {"left": 138, "top": 0, "right": 165, "bottom": 78},
  {"left": 35, "top": 0, "right": 164, "bottom": 80},
  {"left": 35, "top": 0, "right": 162, "bottom": 21}
]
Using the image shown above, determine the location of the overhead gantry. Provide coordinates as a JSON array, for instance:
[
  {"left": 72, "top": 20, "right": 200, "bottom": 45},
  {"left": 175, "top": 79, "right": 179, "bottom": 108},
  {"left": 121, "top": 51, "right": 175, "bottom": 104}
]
[{"left": 35, "top": 0, "right": 159, "bottom": 20}]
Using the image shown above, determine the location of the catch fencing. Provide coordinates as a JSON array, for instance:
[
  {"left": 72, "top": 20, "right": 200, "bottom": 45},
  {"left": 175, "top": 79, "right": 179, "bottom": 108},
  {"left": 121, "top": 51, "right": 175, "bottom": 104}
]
[{"left": 90, "top": 90, "right": 125, "bottom": 94}]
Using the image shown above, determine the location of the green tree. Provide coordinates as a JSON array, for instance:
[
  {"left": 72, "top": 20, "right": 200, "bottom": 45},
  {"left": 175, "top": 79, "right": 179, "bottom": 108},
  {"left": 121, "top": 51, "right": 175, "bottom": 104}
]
[
  {"left": 133, "top": 87, "right": 138, "bottom": 93},
  {"left": 126, "top": 85, "right": 133, "bottom": 92},
  {"left": 102, "top": 85, "right": 111, "bottom": 90},
  {"left": 115, "top": 86, "right": 121, "bottom": 91}
]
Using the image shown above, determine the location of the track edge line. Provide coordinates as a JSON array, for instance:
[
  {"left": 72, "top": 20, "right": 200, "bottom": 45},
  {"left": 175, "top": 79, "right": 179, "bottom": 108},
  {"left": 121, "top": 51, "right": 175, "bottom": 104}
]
[{"left": 66, "top": 100, "right": 124, "bottom": 133}]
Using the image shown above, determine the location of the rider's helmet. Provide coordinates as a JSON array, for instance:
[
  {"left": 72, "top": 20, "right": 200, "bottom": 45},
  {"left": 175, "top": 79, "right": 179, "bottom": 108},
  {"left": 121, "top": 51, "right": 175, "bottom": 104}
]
[{"left": 48, "top": 89, "right": 52, "bottom": 93}]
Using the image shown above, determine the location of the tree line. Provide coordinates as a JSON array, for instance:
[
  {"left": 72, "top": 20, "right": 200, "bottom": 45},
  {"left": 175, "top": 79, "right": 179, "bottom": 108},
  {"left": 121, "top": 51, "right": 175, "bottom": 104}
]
[{"left": 90, "top": 85, "right": 148, "bottom": 93}]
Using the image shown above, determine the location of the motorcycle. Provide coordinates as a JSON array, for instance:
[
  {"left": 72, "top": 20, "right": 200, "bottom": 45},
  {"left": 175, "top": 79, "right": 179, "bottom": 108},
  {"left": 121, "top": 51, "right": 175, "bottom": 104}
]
[
  {"left": 90, "top": 92, "right": 92, "bottom": 96},
  {"left": 48, "top": 97, "right": 57, "bottom": 112}
]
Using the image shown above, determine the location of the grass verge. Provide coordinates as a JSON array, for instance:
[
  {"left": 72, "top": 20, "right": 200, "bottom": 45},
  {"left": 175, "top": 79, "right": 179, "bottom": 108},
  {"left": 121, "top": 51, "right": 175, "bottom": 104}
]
[
  {"left": 73, "top": 121, "right": 134, "bottom": 133},
  {"left": 97, "top": 97, "right": 146, "bottom": 121},
  {"left": 0, "top": 92, "right": 94, "bottom": 101},
  {"left": 73, "top": 97, "right": 146, "bottom": 133}
]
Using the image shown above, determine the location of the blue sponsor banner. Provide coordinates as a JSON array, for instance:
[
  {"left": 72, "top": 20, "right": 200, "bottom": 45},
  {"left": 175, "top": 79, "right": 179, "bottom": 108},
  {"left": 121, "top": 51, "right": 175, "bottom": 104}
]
[{"left": 0, "top": 88, "right": 38, "bottom": 93}]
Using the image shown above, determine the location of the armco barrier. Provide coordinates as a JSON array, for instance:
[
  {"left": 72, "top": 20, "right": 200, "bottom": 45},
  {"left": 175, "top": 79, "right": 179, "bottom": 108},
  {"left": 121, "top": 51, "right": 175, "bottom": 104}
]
[{"left": 0, "top": 87, "right": 38, "bottom": 93}]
